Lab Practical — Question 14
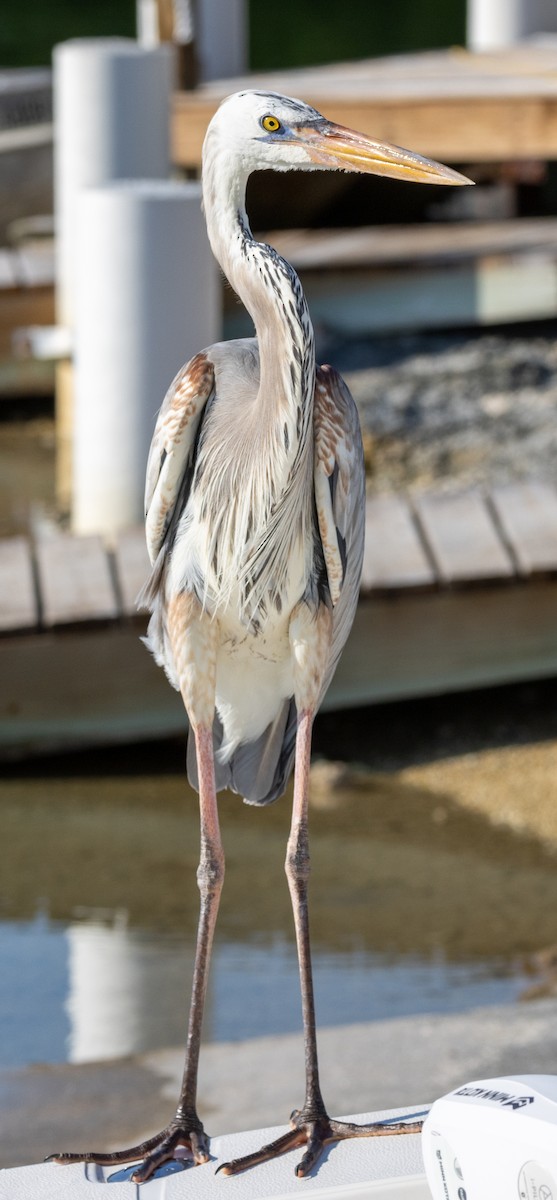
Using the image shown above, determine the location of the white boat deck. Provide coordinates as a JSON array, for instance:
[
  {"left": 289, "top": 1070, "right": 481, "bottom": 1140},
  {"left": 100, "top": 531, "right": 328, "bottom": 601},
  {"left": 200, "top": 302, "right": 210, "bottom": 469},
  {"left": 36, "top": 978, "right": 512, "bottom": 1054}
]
[{"left": 0, "top": 1109, "right": 429, "bottom": 1199}]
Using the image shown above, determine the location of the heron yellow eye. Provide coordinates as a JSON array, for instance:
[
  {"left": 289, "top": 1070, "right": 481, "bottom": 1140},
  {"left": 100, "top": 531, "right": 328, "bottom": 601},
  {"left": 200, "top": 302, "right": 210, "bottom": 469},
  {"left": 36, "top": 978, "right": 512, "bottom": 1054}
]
[{"left": 261, "top": 115, "right": 282, "bottom": 133}]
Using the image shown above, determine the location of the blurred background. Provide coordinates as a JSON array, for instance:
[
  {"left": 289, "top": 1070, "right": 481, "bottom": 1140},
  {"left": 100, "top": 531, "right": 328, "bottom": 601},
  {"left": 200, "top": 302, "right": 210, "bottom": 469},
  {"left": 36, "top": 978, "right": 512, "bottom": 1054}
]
[
  {"left": 0, "top": 0, "right": 465, "bottom": 70},
  {"left": 4, "top": 0, "right": 557, "bottom": 1174}
]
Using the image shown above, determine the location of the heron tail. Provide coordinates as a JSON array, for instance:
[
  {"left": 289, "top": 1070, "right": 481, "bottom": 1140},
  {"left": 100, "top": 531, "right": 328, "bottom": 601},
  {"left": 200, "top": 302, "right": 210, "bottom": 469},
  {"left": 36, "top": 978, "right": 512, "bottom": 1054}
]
[{"left": 186, "top": 699, "right": 297, "bottom": 806}]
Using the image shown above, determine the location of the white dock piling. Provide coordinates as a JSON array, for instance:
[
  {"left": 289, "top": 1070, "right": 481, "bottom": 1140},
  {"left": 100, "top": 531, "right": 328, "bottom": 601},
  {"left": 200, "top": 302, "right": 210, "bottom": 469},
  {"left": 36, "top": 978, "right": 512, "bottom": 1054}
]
[
  {"left": 54, "top": 38, "right": 173, "bottom": 330},
  {"left": 136, "top": 1, "right": 247, "bottom": 82},
  {"left": 72, "top": 181, "right": 219, "bottom": 537},
  {"left": 467, "top": 0, "right": 524, "bottom": 49},
  {"left": 53, "top": 39, "right": 174, "bottom": 513},
  {"left": 467, "top": 0, "right": 557, "bottom": 49},
  {"left": 197, "top": 0, "right": 248, "bottom": 82}
]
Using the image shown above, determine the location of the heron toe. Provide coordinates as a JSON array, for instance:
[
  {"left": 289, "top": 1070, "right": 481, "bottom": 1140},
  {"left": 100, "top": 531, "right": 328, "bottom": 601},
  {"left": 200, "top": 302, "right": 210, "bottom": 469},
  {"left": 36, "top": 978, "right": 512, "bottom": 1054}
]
[
  {"left": 217, "top": 1108, "right": 424, "bottom": 1178},
  {"left": 47, "top": 1118, "right": 211, "bottom": 1183}
]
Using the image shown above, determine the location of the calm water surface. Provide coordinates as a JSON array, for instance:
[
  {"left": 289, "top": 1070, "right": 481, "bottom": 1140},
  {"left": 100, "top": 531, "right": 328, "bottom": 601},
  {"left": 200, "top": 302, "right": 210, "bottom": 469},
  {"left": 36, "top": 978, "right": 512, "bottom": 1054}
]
[{"left": 1, "top": 760, "right": 554, "bottom": 1069}]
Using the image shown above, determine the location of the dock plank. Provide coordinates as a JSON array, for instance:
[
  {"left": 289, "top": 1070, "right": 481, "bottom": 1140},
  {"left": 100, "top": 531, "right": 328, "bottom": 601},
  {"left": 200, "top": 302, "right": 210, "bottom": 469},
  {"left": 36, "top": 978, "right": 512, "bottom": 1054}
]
[
  {"left": 362, "top": 494, "right": 435, "bottom": 591},
  {"left": 5, "top": 474, "right": 557, "bottom": 757},
  {"left": 490, "top": 481, "right": 557, "bottom": 575},
  {"left": 35, "top": 532, "right": 118, "bottom": 626},
  {"left": 0, "top": 536, "right": 38, "bottom": 632},
  {"left": 15, "top": 240, "right": 56, "bottom": 288},
  {"left": 269, "top": 218, "right": 557, "bottom": 273},
  {"left": 9, "top": 220, "right": 557, "bottom": 353},
  {"left": 172, "top": 45, "right": 557, "bottom": 167},
  {"left": 9, "top": 217, "right": 557, "bottom": 284},
  {"left": 414, "top": 489, "right": 514, "bottom": 584},
  {"left": 0, "top": 250, "right": 17, "bottom": 288},
  {"left": 6, "top": 579, "right": 557, "bottom": 758},
  {"left": 114, "top": 526, "right": 150, "bottom": 616}
]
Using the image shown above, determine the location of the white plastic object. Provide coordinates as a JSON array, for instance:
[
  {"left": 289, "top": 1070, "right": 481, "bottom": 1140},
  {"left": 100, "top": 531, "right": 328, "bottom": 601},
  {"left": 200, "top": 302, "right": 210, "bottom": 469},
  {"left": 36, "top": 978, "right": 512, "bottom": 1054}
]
[
  {"left": 0, "top": 1106, "right": 428, "bottom": 1199},
  {"left": 422, "top": 1074, "right": 557, "bottom": 1199}
]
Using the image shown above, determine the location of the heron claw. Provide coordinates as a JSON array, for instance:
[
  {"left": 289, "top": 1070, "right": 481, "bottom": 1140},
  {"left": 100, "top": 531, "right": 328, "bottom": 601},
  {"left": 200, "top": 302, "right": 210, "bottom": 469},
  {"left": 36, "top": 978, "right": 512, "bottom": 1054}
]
[
  {"left": 218, "top": 1110, "right": 423, "bottom": 1178},
  {"left": 47, "top": 1117, "right": 211, "bottom": 1183}
]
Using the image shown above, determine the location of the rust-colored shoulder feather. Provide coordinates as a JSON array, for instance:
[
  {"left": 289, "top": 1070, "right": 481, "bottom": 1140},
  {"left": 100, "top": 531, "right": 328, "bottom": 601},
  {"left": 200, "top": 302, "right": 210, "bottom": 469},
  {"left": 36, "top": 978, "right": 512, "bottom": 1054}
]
[{"left": 144, "top": 352, "right": 215, "bottom": 565}]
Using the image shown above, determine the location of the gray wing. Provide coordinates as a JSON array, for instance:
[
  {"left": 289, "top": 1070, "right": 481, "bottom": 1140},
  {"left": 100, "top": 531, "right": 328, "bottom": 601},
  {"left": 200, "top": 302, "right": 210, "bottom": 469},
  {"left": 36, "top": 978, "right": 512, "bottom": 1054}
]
[
  {"left": 313, "top": 362, "right": 366, "bottom": 704},
  {"left": 139, "top": 351, "right": 214, "bottom": 690},
  {"left": 138, "top": 351, "right": 215, "bottom": 617}
]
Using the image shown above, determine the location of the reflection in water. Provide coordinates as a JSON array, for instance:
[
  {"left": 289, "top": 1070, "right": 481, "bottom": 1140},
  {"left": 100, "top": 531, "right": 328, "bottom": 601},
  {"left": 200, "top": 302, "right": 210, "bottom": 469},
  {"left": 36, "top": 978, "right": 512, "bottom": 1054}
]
[
  {"left": 1, "top": 763, "right": 556, "bottom": 1071},
  {"left": 0, "top": 913, "right": 69, "bottom": 1067},
  {"left": 65, "top": 915, "right": 196, "bottom": 1063},
  {"left": 0, "top": 911, "right": 521, "bottom": 1070}
]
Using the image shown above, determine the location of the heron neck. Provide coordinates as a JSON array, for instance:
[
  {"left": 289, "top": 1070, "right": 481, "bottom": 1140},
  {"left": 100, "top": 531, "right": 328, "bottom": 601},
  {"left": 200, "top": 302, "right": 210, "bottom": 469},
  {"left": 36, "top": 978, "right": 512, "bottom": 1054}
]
[{"left": 202, "top": 156, "right": 315, "bottom": 438}]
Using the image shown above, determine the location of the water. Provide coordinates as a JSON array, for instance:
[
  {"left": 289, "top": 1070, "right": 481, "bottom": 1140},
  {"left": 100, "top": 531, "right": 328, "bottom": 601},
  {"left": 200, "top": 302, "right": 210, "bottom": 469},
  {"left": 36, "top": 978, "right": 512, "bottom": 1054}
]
[
  {"left": 1, "top": 760, "right": 553, "bottom": 1071},
  {"left": 0, "top": 915, "right": 522, "bottom": 1069}
]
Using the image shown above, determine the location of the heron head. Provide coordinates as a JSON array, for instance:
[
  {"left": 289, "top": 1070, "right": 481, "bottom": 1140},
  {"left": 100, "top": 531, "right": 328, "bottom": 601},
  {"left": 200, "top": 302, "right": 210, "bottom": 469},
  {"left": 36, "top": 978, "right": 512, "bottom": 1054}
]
[{"left": 208, "top": 90, "right": 472, "bottom": 187}]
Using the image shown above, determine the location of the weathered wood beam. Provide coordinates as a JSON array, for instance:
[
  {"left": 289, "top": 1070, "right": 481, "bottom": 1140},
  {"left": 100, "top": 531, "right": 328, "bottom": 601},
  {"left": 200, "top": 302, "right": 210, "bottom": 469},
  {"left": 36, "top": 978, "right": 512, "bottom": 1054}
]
[
  {"left": 4, "top": 579, "right": 557, "bottom": 758},
  {"left": 171, "top": 43, "right": 557, "bottom": 168},
  {"left": 172, "top": 92, "right": 557, "bottom": 168}
]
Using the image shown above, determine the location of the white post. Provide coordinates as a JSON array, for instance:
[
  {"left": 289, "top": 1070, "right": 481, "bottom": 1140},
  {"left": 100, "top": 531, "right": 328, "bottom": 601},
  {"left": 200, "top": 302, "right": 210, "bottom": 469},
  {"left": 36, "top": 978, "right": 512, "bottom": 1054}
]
[
  {"left": 72, "top": 181, "right": 219, "bottom": 537},
  {"left": 53, "top": 38, "right": 173, "bottom": 331},
  {"left": 467, "top": 0, "right": 525, "bottom": 49},
  {"left": 53, "top": 39, "right": 173, "bottom": 514},
  {"left": 537, "top": 0, "right": 557, "bottom": 34},
  {"left": 136, "top": 0, "right": 161, "bottom": 48},
  {"left": 467, "top": 0, "right": 557, "bottom": 49},
  {"left": 135, "top": 1, "right": 248, "bottom": 86},
  {"left": 197, "top": 0, "right": 248, "bottom": 81}
]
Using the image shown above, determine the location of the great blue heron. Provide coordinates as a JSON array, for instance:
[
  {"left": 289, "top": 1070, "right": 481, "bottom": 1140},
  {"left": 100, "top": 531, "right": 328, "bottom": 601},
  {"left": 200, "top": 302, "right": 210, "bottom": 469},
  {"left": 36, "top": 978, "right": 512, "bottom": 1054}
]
[{"left": 51, "top": 90, "right": 470, "bottom": 1183}]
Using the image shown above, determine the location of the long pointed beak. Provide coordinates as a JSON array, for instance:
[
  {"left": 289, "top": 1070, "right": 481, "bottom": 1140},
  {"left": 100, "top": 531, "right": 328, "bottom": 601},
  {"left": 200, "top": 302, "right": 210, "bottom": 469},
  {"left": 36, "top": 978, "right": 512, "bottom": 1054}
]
[{"left": 294, "top": 121, "right": 472, "bottom": 186}]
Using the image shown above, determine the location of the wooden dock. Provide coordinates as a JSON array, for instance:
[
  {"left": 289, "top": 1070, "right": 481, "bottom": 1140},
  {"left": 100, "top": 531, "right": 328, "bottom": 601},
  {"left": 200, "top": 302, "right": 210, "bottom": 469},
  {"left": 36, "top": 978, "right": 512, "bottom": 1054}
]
[
  {"left": 9, "top": 42, "right": 557, "bottom": 380},
  {"left": 172, "top": 43, "right": 557, "bottom": 168},
  {"left": 3, "top": 480, "right": 557, "bottom": 759},
  {"left": 11, "top": 213, "right": 557, "bottom": 359},
  {"left": 0, "top": 238, "right": 55, "bottom": 396},
  {"left": 228, "top": 215, "right": 557, "bottom": 335}
]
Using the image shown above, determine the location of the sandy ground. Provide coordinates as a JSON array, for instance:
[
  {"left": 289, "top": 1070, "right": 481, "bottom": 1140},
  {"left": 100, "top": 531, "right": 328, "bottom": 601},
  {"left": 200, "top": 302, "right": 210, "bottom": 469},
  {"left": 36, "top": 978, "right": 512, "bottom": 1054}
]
[{"left": 399, "top": 741, "right": 557, "bottom": 850}]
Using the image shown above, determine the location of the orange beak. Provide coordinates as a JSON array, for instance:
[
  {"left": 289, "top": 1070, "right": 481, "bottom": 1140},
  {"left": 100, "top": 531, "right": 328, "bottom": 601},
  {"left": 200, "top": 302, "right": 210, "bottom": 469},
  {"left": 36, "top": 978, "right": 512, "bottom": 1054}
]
[{"left": 293, "top": 120, "right": 472, "bottom": 186}]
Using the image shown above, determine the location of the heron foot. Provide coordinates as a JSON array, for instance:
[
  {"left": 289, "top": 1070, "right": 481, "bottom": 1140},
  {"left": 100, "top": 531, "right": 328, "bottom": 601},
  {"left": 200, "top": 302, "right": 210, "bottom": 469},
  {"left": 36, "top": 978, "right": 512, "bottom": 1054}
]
[
  {"left": 46, "top": 1116, "right": 211, "bottom": 1183},
  {"left": 217, "top": 1108, "right": 423, "bottom": 1178}
]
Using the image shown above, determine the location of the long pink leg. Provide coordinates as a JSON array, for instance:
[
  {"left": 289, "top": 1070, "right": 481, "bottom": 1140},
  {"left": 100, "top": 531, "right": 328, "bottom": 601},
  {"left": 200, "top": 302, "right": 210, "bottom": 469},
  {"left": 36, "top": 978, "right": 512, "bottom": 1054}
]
[
  {"left": 220, "top": 604, "right": 422, "bottom": 1178},
  {"left": 50, "top": 594, "right": 223, "bottom": 1183}
]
